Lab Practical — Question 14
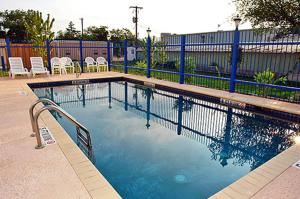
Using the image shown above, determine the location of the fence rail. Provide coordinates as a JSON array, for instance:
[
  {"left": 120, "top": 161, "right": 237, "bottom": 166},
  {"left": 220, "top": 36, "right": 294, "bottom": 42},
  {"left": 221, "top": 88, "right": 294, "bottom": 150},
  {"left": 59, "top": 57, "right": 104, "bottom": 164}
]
[{"left": 1, "top": 28, "right": 300, "bottom": 103}]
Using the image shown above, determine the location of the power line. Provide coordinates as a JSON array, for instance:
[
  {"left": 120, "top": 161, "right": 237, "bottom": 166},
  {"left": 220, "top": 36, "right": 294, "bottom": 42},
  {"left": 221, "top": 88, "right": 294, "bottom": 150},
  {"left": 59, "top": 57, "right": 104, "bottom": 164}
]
[{"left": 129, "top": 6, "right": 143, "bottom": 43}]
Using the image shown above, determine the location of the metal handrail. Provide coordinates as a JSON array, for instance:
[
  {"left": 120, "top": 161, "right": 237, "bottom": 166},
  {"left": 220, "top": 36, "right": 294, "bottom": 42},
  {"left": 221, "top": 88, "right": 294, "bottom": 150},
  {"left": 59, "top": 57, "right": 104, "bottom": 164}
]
[
  {"left": 30, "top": 100, "right": 92, "bottom": 150},
  {"left": 29, "top": 98, "right": 58, "bottom": 137}
]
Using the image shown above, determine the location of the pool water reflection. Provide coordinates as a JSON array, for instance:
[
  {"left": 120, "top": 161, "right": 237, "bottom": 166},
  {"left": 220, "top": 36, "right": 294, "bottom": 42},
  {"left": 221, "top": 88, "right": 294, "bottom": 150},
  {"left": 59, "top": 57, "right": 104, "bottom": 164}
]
[{"left": 34, "top": 82, "right": 299, "bottom": 199}]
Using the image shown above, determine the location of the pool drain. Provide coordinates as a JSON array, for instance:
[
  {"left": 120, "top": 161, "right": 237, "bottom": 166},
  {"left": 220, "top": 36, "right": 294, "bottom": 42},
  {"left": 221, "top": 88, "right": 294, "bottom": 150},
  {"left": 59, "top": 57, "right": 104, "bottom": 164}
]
[{"left": 174, "top": 174, "right": 188, "bottom": 184}]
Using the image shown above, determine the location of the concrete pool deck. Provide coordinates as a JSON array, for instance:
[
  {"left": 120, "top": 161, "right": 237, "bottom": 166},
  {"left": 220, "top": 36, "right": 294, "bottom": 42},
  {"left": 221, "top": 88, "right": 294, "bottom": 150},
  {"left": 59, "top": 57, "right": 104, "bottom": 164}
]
[{"left": 0, "top": 72, "right": 299, "bottom": 199}]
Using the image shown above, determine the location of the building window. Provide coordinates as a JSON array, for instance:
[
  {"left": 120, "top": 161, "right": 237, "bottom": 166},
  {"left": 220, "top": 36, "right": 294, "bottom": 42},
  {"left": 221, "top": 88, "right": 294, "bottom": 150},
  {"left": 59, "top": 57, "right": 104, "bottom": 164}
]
[{"left": 65, "top": 50, "right": 70, "bottom": 56}]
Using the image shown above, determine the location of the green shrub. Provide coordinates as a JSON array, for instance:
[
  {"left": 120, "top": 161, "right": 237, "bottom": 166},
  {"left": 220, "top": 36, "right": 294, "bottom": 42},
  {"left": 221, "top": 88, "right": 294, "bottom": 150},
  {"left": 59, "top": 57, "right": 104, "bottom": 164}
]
[
  {"left": 135, "top": 60, "right": 147, "bottom": 68},
  {"left": 254, "top": 68, "right": 287, "bottom": 85},
  {"left": 254, "top": 68, "right": 287, "bottom": 96},
  {"left": 175, "top": 57, "right": 196, "bottom": 84}
]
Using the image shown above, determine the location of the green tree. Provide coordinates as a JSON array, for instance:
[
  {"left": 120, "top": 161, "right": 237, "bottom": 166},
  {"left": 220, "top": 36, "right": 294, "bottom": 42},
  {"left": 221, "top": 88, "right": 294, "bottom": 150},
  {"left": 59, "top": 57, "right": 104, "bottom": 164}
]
[
  {"left": 109, "top": 28, "right": 135, "bottom": 42},
  {"left": 25, "top": 11, "right": 55, "bottom": 57},
  {"left": 122, "top": 28, "right": 135, "bottom": 41},
  {"left": 109, "top": 28, "right": 135, "bottom": 57},
  {"left": 83, "top": 26, "right": 109, "bottom": 41},
  {"left": 0, "top": 9, "right": 35, "bottom": 42},
  {"left": 56, "top": 21, "right": 80, "bottom": 39},
  {"left": 65, "top": 21, "right": 80, "bottom": 39},
  {"left": 234, "top": 0, "right": 300, "bottom": 33},
  {"left": 56, "top": 30, "right": 64, "bottom": 39}
]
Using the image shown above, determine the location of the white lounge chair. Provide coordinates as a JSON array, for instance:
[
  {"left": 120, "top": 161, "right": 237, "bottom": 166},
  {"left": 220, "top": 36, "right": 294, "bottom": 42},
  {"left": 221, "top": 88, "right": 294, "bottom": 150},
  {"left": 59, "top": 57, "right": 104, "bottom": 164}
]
[
  {"left": 96, "top": 57, "right": 108, "bottom": 72},
  {"left": 60, "top": 57, "right": 75, "bottom": 73},
  {"left": 51, "top": 57, "right": 66, "bottom": 75},
  {"left": 51, "top": 57, "right": 60, "bottom": 74},
  {"left": 85, "top": 57, "right": 97, "bottom": 72},
  {"left": 8, "top": 57, "right": 31, "bottom": 79},
  {"left": 30, "top": 57, "right": 50, "bottom": 77}
]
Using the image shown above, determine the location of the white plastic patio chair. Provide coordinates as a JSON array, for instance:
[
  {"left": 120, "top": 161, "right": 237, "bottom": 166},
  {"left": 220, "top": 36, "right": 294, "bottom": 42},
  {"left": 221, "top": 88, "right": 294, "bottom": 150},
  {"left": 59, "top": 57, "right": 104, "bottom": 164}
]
[
  {"left": 51, "top": 57, "right": 66, "bottom": 75},
  {"left": 85, "top": 57, "right": 97, "bottom": 72},
  {"left": 96, "top": 57, "right": 108, "bottom": 72},
  {"left": 30, "top": 57, "right": 50, "bottom": 77},
  {"left": 60, "top": 57, "right": 75, "bottom": 73},
  {"left": 8, "top": 57, "right": 31, "bottom": 79}
]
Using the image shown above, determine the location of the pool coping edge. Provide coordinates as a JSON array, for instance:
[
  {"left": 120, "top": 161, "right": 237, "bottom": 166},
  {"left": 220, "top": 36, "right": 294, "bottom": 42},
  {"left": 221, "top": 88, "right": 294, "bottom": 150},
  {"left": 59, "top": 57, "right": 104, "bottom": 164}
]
[
  {"left": 22, "top": 81, "right": 122, "bottom": 199},
  {"left": 23, "top": 72, "right": 300, "bottom": 199}
]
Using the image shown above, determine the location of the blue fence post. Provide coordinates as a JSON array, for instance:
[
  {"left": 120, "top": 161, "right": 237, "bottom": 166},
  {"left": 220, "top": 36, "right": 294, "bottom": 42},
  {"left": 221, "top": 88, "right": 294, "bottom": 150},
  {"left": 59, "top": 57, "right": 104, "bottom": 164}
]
[
  {"left": 124, "top": 82, "right": 128, "bottom": 110},
  {"left": 107, "top": 41, "right": 111, "bottom": 71},
  {"left": 5, "top": 38, "right": 11, "bottom": 58},
  {"left": 82, "top": 85, "right": 86, "bottom": 107},
  {"left": 1, "top": 56, "right": 5, "bottom": 71},
  {"left": 177, "top": 95, "right": 183, "bottom": 135},
  {"left": 229, "top": 28, "right": 240, "bottom": 93},
  {"left": 147, "top": 36, "right": 151, "bottom": 78},
  {"left": 146, "top": 88, "right": 151, "bottom": 128},
  {"left": 108, "top": 82, "right": 112, "bottom": 109},
  {"left": 179, "top": 35, "right": 186, "bottom": 84},
  {"left": 79, "top": 40, "right": 84, "bottom": 72},
  {"left": 46, "top": 40, "right": 52, "bottom": 74},
  {"left": 124, "top": 40, "right": 128, "bottom": 74}
]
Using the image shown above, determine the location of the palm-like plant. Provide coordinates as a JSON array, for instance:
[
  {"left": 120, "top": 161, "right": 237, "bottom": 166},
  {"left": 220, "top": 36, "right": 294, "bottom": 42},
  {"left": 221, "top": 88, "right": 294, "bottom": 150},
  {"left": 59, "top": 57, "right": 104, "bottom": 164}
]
[{"left": 25, "top": 11, "right": 55, "bottom": 59}]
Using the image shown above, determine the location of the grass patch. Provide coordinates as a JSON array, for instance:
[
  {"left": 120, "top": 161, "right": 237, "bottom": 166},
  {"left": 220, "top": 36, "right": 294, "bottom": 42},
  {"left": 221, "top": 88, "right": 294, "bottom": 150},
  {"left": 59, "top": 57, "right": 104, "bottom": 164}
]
[
  {"left": 125, "top": 68, "right": 299, "bottom": 102},
  {"left": 0, "top": 70, "right": 9, "bottom": 77}
]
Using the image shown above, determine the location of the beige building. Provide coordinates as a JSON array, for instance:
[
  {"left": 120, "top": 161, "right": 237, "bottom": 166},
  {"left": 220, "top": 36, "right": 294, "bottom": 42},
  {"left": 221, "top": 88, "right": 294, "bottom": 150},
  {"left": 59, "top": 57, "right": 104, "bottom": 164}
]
[{"left": 51, "top": 40, "right": 109, "bottom": 61}]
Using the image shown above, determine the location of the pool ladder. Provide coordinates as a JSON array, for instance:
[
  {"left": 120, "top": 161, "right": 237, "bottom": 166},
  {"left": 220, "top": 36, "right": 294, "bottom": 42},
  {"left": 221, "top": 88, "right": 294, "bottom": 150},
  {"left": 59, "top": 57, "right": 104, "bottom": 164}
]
[{"left": 29, "top": 98, "right": 92, "bottom": 152}]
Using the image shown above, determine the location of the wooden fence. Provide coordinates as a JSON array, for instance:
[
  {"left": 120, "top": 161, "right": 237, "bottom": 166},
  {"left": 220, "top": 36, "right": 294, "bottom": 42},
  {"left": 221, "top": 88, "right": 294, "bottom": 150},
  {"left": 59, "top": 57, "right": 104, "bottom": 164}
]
[
  {"left": 9, "top": 44, "right": 47, "bottom": 69},
  {"left": 0, "top": 40, "right": 109, "bottom": 70}
]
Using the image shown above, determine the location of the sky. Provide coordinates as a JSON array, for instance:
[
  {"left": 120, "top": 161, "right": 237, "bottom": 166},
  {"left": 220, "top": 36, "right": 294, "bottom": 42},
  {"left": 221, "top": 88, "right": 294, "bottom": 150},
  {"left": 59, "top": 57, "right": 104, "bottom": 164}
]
[{"left": 1, "top": 0, "right": 251, "bottom": 38}]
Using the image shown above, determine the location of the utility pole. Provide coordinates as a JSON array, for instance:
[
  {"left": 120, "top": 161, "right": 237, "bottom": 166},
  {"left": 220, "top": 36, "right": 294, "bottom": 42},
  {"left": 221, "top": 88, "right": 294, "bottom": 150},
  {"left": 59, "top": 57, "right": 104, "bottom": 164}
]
[
  {"left": 79, "top": 17, "right": 84, "bottom": 38},
  {"left": 129, "top": 6, "right": 143, "bottom": 44}
]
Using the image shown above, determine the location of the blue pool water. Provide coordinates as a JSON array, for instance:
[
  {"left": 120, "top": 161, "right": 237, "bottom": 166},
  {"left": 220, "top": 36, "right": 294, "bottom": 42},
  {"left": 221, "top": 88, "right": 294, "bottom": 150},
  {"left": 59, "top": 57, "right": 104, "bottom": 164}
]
[{"left": 33, "top": 82, "right": 298, "bottom": 199}]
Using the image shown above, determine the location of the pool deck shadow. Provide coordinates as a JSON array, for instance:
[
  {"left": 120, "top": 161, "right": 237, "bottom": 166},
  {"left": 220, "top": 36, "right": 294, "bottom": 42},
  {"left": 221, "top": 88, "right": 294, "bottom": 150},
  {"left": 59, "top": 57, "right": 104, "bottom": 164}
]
[{"left": 0, "top": 71, "right": 299, "bottom": 199}]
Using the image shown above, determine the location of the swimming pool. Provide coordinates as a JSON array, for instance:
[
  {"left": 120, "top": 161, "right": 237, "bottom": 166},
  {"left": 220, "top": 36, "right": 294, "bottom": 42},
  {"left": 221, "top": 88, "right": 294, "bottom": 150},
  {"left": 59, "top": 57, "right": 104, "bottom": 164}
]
[{"left": 33, "top": 81, "right": 298, "bottom": 199}]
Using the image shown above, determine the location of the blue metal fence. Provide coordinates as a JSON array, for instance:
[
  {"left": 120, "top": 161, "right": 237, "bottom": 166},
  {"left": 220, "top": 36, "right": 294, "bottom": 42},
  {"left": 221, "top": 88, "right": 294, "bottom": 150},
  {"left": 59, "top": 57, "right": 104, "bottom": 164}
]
[
  {"left": 0, "top": 28, "right": 299, "bottom": 103},
  {"left": 122, "top": 29, "right": 300, "bottom": 103}
]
